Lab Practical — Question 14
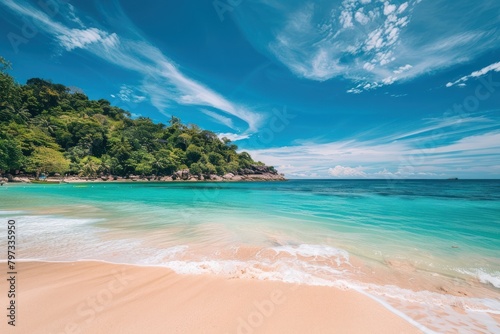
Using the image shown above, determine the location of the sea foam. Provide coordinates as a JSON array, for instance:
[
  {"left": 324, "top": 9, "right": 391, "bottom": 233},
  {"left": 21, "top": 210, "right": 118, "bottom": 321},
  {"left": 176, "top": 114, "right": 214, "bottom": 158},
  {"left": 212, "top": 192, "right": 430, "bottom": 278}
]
[
  {"left": 2, "top": 207, "right": 499, "bottom": 333},
  {"left": 271, "top": 244, "right": 351, "bottom": 266},
  {"left": 456, "top": 268, "right": 500, "bottom": 289}
]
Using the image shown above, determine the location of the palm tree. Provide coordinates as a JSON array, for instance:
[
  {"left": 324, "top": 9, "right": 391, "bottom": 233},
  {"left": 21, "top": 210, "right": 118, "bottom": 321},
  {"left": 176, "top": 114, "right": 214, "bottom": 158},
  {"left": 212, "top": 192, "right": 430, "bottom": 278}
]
[
  {"left": 152, "top": 158, "right": 165, "bottom": 176},
  {"left": 100, "top": 155, "right": 112, "bottom": 175},
  {"left": 0, "top": 103, "right": 31, "bottom": 124},
  {"left": 80, "top": 158, "right": 100, "bottom": 178},
  {"left": 33, "top": 117, "right": 57, "bottom": 135},
  {"left": 16, "top": 107, "right": 31, "bottom": 124},
  {"left": 0, "top": 103, "right": 13, "bottom": 122}
]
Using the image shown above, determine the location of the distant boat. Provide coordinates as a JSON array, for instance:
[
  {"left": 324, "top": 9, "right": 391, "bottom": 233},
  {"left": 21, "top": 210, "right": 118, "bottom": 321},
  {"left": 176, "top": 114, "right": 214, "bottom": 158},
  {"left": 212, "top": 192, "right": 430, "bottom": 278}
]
[{"left": 447, "top": 177, "right": 459, "bottom": 180}]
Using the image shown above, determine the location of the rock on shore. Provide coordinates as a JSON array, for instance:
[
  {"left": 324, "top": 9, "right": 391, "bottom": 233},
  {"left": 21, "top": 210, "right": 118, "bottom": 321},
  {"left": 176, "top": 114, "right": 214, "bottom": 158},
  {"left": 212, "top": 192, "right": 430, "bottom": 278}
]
[
  {"left": 171, "top": 164, "right": 286, "bottom": 181},
  {"left": 1, "top": 165, "right": 286, "bottom": 183}
]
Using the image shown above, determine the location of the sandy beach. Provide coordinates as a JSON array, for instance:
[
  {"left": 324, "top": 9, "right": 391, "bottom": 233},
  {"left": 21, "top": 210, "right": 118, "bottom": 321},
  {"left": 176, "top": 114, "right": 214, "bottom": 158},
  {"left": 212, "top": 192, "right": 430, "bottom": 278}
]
[{"left": 0, "top": 261, "right": 421, "bottom": 334}]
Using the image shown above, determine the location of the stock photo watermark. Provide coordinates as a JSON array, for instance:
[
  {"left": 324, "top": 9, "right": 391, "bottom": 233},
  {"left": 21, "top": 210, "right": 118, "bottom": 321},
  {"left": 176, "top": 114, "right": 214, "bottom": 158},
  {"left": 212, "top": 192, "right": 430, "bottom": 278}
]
[
  {"left": 51, "top": 268, "right": 133, "bottom": 334},
  {"left": 5, "top": 219, "right": 17, "bottom": 327},
  {"left": 229, "top": 281, "right": 302, "bottom": 334},
  {"left": 213, "top": 0, "right": 245, "bottom": 22},
  {"left": 232, "top": 289, "right": 286, "bottom": 334},
  {"left": 7, "top": 0, "right": 69, "bottom": 54},
  {"left": 250, "top": 106, "right": 296, "bottom": 146}
]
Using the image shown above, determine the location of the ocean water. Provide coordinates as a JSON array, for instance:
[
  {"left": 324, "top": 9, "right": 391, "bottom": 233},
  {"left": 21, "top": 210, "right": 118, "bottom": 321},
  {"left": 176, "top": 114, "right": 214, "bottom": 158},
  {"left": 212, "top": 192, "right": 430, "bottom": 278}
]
[{"left": 0, "top": 180, "right": 499, "bottom": 332}]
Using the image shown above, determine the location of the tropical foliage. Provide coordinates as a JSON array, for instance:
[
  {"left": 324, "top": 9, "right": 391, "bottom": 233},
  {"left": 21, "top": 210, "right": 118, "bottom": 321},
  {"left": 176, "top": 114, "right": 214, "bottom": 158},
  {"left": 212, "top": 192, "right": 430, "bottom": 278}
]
[{"left": 0, "top": 56, "right": 265, "bottom": 178}]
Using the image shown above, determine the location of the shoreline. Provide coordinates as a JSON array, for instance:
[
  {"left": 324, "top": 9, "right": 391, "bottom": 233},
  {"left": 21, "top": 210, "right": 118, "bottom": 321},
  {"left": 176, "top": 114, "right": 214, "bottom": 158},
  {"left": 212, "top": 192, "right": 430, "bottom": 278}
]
[
  {"left": 1, "top": 174, "right": 287, "bottom": 184},
  {"left": 1, "top": 178, "right": 288, "bottom": 184},
  {"left": 1, "top": 165, "right": 286, "bottom": 184},
  {"left": 0, "top": 260, "right": 421, "bottom": 334}
]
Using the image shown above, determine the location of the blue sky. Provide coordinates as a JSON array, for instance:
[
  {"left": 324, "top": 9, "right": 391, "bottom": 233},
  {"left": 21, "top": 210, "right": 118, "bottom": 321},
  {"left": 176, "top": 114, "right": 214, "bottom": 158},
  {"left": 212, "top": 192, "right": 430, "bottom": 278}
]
[{"left": 0, "top": 0, "right": 499, "bottom": 178}]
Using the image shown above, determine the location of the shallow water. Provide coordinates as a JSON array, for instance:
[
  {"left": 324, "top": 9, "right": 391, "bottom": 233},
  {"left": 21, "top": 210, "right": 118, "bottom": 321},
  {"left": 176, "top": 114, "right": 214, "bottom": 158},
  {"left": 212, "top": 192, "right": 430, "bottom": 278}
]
[{"left": 0, "top": 180, "right": 499, "bottom": 332}]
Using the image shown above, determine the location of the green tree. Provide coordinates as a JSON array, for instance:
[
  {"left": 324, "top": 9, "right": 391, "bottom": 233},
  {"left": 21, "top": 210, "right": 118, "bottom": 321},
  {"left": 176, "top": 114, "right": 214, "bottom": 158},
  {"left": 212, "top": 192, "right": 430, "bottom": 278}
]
[
  {"left": 25, "top": 147, "right": 70, "bottom": 178},
  {"left": 238, "top": 151, "right": 253, "bottom": 168},
  {"left": 0, "top": 55, "right": 271, "bottom": 179},
  {"left": 153, "top": 149, "right": 178, "bottom": 175},
  {"left": 0, "top": 104, "right": 30, "bottom": 124},
  {"left": 0, "top": 138, "right": 23, "bottom": 172},
  {"left": 0, "top": 57, "right": 21, "bottom": 109},
  {"left": 208, "top": 152, "right": 224, "bottom": 166},
  {"left": 79, "top": 156, "right": 102, "bottom": 178},
  {"left": 99, "top": 154, "right": 112, "bottom": 175},
  {"left": 134, "top": 155, "right": 154, "bottom": 175},
  {"left": 186, "top": 144, "right": 203, "bottom": 164},
  {"left": 189, "top": 162, "right": 203, "bottom": 176}
]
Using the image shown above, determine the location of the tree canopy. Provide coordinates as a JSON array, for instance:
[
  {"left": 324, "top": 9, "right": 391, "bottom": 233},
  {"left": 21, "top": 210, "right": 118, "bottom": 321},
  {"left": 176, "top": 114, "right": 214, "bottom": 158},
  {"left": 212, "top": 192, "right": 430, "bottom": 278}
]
[{"left": 0, "top": 56, "right": 266, "bottom": 178}]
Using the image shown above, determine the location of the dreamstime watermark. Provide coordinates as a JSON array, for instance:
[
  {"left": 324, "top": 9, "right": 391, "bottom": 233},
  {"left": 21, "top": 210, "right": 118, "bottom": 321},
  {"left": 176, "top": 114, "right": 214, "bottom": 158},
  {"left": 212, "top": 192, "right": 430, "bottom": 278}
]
[
  {"left": 50, "top": 268, "right": 133, "bottom": 334},
  {"left": 7, "top": 0, "right": 69, "bottom": 54},
  {"left": 384, "top": 73, "right": 499, "bottom": 186},
  {"left": 213, "top": 0, "right": 245, "bottom": 22}
]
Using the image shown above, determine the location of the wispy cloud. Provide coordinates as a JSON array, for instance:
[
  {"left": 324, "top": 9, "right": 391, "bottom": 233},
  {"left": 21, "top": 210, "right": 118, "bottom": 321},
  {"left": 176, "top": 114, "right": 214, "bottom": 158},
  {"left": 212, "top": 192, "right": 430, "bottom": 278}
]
[
  {"left": 245, "top": 114, "right": 500, "bottom": 178},
  {"left": 200, "top": 109, "right": 236, "bottom": 129},
  {"left": 243, "top": 0, "right": 500, "bottom": 92},
  {"left": 0, "top": 0, "right": 263, "bottom": 133},
  {"left": 217, "top": 133, "right": 251, "bottom": 142},
  {"left": 117, "top": 85, "right": 146, "bottom": 104},
  {"left": 57, "top": 28, "right": 118, "bottom": 51},
  {"left": 446, "top": 61, "right": 500, "bottom": 87},
  {"left": 328, "top": 165, "right": 367, "bottom": 178}
]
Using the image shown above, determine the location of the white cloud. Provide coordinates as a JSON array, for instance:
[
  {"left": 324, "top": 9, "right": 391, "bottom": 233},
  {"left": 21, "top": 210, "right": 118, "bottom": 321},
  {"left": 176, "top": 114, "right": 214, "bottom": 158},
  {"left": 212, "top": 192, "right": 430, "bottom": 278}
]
[
  {"left": 397, "top": 2, "right": 409, "bottom": 14},
  {"left": 0, "top": 0, "right": 263, "bottom": 133},
  {"left": 217, "top": 133, "right": 250, "bottom": 142},
  {"left": 245, "top": 115, "right": 500, "bottom": 178},
  {"left": 339, "top": 9, "right": 354, "bottom": 28},
  {"left": 269, "top": 0, "right": 419, "bottom": 86},
  {"left": 67, "top": 4, "right": 85, "bottom": 27},
  {"left": 201, "top": 109, "right": 236, "bottom": 129},
  {"left": 393, "top": 64, "right": 412, "bottom": 74},
  {"left": 328, "top": 165, "right": 367, "bottom": 177},
  {"left": 347, "top": 88, "right": 363, "bottom": 94},
  {"left": 383, "top": 2, "right": 397, "bottom": 16},
  {"left": 446, "top": 61, "right": 500, "bottom": 87},
  {"left": 117, "top": 85, "right": 146, "bottom": 104},
  {"left": 363, "top": 62, "right": 375, "bottom": 71},
  {"left": 258, "top": 0, "right": 500, "bottom": 92},
  {"left": 355, "top": 10, "right": 370, "bottom": 25}
]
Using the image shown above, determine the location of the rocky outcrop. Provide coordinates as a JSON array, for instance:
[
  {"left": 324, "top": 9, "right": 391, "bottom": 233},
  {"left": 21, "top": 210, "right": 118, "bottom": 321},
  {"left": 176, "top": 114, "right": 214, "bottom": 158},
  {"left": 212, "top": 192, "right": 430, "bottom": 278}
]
[
  {"left": 1, "top": 164, "right": 286, "bottom": 183},
  {"left": 209, "top": 174, "right": 223, "bottom": 181},
  {"left": 222, "top": 173, "right": 235, "bottom": 180},
  {"left": 172, "top": 164, "right": 286, "bottom": 182},
  {"left": 172, "top": 169, "right": 190, "bottom": 181},
  {"left": 11, "top": 176, "right": 31, "bottom": 183}
]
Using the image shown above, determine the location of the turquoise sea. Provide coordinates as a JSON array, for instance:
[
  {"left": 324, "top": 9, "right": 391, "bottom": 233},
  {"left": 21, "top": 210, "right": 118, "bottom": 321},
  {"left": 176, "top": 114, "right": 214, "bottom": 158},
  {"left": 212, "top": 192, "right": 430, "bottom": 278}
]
[{"left": 1, "top": 180, "right": 499, "bottom": 332}]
